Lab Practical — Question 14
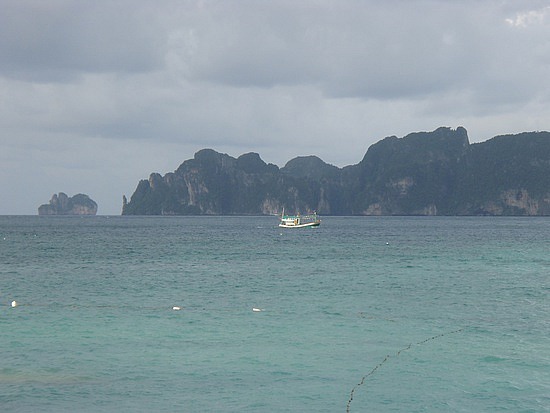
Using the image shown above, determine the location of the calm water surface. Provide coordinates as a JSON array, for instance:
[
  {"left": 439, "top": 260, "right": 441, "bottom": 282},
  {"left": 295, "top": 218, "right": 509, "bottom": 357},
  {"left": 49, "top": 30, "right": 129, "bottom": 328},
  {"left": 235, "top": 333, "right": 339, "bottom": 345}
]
[{"left": 1, "top": 216, "right": 549, "bottom": 412}]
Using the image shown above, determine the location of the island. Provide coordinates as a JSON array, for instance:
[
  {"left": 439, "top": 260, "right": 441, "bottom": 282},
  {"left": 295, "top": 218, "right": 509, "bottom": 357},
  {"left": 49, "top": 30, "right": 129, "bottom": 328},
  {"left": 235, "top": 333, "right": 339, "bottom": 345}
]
[
  {"left": 38, "top": 193, "right": 98, "bottom": 215},
  {"left": 122, "top": 127, "right": 550, "bottom": 216}
]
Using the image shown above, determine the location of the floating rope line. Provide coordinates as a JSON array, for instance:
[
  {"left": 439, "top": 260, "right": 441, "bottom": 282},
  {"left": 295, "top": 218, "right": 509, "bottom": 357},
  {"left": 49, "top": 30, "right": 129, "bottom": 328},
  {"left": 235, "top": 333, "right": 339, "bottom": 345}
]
[
  {"left": 3, "top": 301, "right": 267, "bottom": 314},
  {"left": 346, "top": 328, "right": 464, "bottom": 413}
]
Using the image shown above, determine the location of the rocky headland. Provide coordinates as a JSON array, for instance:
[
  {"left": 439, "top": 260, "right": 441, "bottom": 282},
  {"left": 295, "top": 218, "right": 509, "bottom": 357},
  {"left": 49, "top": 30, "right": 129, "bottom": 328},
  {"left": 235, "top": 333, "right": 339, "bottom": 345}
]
[{"left": 122, "top": 127, "right": 550, "bottom": 216}]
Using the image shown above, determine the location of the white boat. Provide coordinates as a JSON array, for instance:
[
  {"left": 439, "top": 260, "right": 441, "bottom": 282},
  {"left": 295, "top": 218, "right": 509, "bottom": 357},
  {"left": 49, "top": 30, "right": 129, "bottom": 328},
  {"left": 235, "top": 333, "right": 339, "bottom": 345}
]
[{"left": 279, "top": 209, "right": 320, "bottom": 228}]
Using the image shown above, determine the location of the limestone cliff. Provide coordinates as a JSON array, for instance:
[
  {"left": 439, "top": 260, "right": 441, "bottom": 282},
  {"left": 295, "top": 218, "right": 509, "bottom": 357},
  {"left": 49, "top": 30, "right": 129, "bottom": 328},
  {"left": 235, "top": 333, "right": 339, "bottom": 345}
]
[
  {"left": 38, "top": 193, "right": 98, "bottom": 215},
  {"left": 122, "top": 127, "right": 550, "bottom": 216}
]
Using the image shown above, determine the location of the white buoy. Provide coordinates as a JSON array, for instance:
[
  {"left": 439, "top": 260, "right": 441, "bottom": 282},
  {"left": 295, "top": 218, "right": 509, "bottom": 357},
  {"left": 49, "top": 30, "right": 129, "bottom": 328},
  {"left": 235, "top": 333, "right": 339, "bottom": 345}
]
[
  {"left": 11, "top": 300, "right": 17, "bottom": 307},
  {"left": 252, "top": 307, "right": 263, "bottom": 312},
  {"left": 172, "top": 306, "right": 181, "bottom": 311}
]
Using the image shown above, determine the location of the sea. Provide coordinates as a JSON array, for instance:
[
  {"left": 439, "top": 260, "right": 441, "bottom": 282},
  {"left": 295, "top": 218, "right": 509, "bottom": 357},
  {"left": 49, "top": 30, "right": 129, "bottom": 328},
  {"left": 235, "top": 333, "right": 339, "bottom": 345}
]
[{"left": 0, "top": 215, "right": 548, "bottom": 412}]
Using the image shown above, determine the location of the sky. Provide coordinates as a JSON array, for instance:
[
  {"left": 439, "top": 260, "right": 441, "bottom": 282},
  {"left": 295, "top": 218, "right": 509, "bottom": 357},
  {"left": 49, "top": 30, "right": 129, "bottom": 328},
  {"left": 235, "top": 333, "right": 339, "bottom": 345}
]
[{"left": 1, "top": 0, "right": 550, "bottom": 215}]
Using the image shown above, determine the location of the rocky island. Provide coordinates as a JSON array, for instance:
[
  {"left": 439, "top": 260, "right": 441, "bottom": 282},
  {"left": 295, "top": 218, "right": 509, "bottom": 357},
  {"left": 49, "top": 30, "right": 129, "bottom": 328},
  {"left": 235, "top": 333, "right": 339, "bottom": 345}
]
[
  {"left": 122, "top": 127, "right": 550, "bottom": 216},
  {"left": 38, "top": 193, "right": 98, "bottom": 215}
]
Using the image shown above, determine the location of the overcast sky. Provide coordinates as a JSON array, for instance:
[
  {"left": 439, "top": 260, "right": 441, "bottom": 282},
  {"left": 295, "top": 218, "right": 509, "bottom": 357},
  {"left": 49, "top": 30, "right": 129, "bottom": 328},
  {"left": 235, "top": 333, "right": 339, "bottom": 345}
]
[{"left": 1, "top": 0, "right": 549, "bottom": 215}]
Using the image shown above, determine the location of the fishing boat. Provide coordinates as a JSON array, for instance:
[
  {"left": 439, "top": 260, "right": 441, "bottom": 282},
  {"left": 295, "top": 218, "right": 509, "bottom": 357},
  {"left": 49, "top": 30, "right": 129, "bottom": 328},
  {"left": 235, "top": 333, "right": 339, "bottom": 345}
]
[{"left": 279, "top": 209, "right": 320, "bottom": 228}]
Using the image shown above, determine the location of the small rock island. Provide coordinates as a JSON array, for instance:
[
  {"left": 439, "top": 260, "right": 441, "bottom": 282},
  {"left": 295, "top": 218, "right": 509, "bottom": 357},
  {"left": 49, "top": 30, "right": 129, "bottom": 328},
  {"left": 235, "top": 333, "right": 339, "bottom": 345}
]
[{"left": 38, "top": 192, "right": 98, "bottom": 215}]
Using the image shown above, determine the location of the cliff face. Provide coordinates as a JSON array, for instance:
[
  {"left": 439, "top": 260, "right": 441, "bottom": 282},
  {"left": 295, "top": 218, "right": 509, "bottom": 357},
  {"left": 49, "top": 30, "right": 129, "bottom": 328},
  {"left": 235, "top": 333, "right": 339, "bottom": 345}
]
[
  {"left": 350, "top": 126, "right": 471, "bottom": 215},
  {"left": 454, "top": 132, "right": 550, "bottom": 215},
  {"left": 122, "top": 127, "right": 550, "bottom": 216},
  {"left": 38, "top": 193, "right": 98, "bottom": 215},
  {"left": 122, "top": 150, "right": 285, "bottom": 215}
]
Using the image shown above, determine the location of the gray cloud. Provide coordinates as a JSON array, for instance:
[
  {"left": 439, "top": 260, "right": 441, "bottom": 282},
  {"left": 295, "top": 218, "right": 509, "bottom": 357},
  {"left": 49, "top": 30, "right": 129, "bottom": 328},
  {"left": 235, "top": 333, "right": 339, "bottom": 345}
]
[
  {"left": 1, "top": 0, "right": 549, "bottom": 214},
  {"left": 175, "top": 1, "right": 548, "bottom": 102},
  {"left": 0, "top": 0, "right": 165, "bottom": 81}
]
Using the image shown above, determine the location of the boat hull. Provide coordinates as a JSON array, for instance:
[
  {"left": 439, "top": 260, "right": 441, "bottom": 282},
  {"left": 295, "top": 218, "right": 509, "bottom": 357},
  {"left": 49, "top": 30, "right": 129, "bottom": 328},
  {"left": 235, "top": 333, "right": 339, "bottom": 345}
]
[
  {"left": 279, "top": 221, "right": 320, "bottom": 228},
  {"left": 279, "top": 209, "right": 320, "bottom": 228}
]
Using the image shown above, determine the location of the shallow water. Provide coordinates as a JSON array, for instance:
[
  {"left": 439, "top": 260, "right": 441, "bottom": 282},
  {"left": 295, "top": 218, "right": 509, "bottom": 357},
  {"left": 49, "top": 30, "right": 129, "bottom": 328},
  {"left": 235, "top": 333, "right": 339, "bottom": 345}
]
[{"left": 1, "top": 216, "right": 549, "bottom": 412}]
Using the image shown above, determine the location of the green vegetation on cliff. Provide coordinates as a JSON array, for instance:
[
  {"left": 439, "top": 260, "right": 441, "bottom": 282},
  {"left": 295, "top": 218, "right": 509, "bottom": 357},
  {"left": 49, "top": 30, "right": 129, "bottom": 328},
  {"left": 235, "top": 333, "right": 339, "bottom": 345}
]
[{"left": 122, "top": 127, "right": 550, "bottom": 216}]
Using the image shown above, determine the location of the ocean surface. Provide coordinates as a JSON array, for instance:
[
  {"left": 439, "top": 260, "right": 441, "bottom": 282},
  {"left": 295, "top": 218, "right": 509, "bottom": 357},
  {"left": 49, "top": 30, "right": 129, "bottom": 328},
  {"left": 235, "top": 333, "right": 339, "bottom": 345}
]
[{"left": 1, "top": 215, "right": 548, "bottom": 412}]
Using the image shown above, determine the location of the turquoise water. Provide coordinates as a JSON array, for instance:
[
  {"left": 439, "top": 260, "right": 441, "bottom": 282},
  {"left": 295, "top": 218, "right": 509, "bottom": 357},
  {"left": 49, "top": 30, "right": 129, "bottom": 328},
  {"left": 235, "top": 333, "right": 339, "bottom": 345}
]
[{"left": 1, "top": 216, "right": 548, "bottom": 412}]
